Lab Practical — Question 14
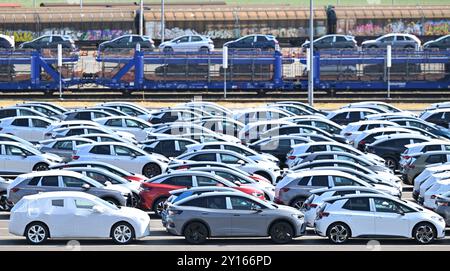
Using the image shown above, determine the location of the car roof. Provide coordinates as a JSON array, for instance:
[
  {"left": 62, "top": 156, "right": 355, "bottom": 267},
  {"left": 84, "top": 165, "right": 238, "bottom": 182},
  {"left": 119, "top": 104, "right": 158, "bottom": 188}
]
[
  {"left": 22, "top": 191, "right": 98, "bottom": 201},
  {"left": 17, "top": 169, "right": 84, "bottom": 179},
  {"left": 285, "top": 169, "right": 358, "bottom": 179},
  {"left": 405, "top": 140, "right": 450, "bottom": 149},
  {"left": 310, "top": 185, "right": 379, "bottom": 194}
]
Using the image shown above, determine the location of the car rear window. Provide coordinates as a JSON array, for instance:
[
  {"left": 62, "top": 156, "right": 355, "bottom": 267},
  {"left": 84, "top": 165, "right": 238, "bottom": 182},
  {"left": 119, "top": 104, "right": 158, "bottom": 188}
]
[{"left": 27, "top": 177, "right": 40, "bottom": 186}]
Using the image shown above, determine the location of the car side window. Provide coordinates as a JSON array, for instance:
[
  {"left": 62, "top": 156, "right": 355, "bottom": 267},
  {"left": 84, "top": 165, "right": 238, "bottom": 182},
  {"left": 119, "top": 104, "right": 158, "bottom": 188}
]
[
  {"left": 220, "top": 154, "right": 241, "bottom": 164},
  {"left": 342, "top": 197, "right": 370, "bottom": 211},
  {"left": 256, "top": 36, "right": 267, "bottom": 42},
  {"left": 90, "top": 145, "right": 111, "bottom": 155},
  {"left": 74, "top": 199, "right": 95, "bottom": 209},
  {"left": 297, "top": 177, "right": 310, "bottom": 186},
  {"left": 206, "top": 196, "right": 227, "bottom": 209},
  {"left": 373, "top": 198, "right": 403, "bottom": 213},
  {"left": 181, "top": 197, "right": 207, "bottom": 207},
  {"left": 51, "top": 199, "right": 64, "bottom": 207},
  {"left": 32, "top": 119, "right": 49, "bottom": 128},
  {"left": 28, "top": 177, "right": 41, "bottom": 186},
  {"left": 308, "top": 145, "right": 327, "bottom": 152},
  {"left": 66, "top": 129, "right": 84, "bottom": 136},
  {"left": 12, "top": 119, "right": 29, "bottom": 127},
  {"left": 40, "top": 176, "right": 59, "bottom": 187},
  {"left": 310, "top": 176, "right": 329, "bottom": 187},
  {"left": 191, "top": 36, "right": 203, "bottom": 42},
  {"left": 162, "top": 176, "right": 193, "bottom": 187},
  {"left": 191, "top": 153, "right": 216, "bottom": 161},
  {"left": 5, "top": 145, "right": 26, "bottom": 156},
  {"left": 333, "top": 176, "right": 359, "bottom": 186},
  {"left": 424, "top": 145, "right": 441, "bottom": 152},
  {"left": 196, "top": 176, "right": 220, "bottom": 186},
  {"left": 425, "top": 154, "right": 445, "bottom": 164},
  {"left": 229, "top": 196, "right": 263, "bottom": 210},
  {"left": 106, "top": 119, "right": 123, "bottom": 127},
  {"left": 62, "top": 176, "right": 86, "bottom": 188}
]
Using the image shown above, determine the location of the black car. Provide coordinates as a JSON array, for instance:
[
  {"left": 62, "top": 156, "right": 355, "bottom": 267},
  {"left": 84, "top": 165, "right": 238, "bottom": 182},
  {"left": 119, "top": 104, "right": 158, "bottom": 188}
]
[
  {"left": 98, "top": 35, "right": 155, "bottom": 52},
  {"left": 420, "top": 110, "right": 450, "bottom": 129},
  {"left": 261, "top": 125, "right": 347, "bottom": 144},
  {"left": 301, "top": 35, "right": 357, "bottom": 51},
  {"left": 0, "top": 35, "right": 13, "bottom": 49},
  {"left": 365, "top": 135, "right": 429, "bottom": 171},
  {"left": 19, "top": 35, "right": 77, "bottom": 51},
  {"left": 249, "top": 135, "right": 312, "bottom": 167},
  {"left": 423, "top": 35, "right": 450, "bottom": 50},
  {"left": 141, "top": 138, "right": 198, "bottom": 158},
  {"left": 63, "top": 110, "right": 113, "bottom": 121},
  {"left": 224, "top": 35, "right": 279, "bottom": 51}
]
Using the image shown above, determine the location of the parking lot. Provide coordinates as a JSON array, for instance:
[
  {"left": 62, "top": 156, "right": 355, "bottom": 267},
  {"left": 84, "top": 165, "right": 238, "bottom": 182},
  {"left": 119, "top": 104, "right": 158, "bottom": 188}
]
[{"left": 1, "top": 185, "right": 449, "bottom": 251}]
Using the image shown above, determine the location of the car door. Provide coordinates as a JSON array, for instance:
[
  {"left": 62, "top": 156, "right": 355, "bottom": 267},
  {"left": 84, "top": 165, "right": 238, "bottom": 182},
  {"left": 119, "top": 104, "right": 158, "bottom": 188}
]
[
  {"left": 112, "top": 145, "right": 144, "bottom": 173},
  {"left": 10, "top": 118, "right": 30, "bottom": 141},
  {"left": 3, "top": 144, "right": 35, "bottom": 173},
  {"left": 372, "top": 197, "right": 410, "bottom": 237},
  {"left": 228, "top": 196, "right": 268, "bottom": 236},
  {"left": 36, "top": 36, "right": 51, "bottom": 49},
  {"left": 340, "top": 197, "right": 376, "bottom": 236},
  {"left": 44, "top": 198, "right": 74, "bottom": 238},
  {"left": 86, "top": 144, "right": 113, "bottom": 163},
  {"left": 318, "top": 36, "right": 333, "bottom": 49},
  {"left": 189, "top": 35, "right": 203, "bottom": 51},
  {"left": 381, "top": 35, "right": 395, "bottom": 48},
  {"left": 31, "top": 118, "right": 50, "bottom": 141},
  {"left": 67, "top": 197, "right": 111, "bottom": 237},
  {"left": 202, "top": 195, "right": 233, "bottom": 236},
  {"left": 174, "top": 36, "right": 190, "bottom": 51},
  {"left": 124, "top": 118, "right": 148, "bottom": 141},
  {"left": 158, "top": 140, "right": 177, "bottom": 157}
]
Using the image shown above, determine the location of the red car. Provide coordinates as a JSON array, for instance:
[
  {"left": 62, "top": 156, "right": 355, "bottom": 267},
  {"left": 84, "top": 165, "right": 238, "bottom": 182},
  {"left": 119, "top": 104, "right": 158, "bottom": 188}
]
[{"left": 139, "top": 171, "right": 265, "bottom": 215}]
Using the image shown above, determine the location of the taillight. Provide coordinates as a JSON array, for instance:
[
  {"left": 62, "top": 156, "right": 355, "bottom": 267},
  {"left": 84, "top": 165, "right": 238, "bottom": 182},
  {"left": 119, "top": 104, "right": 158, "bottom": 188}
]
[
  {"left": 72, "top": 155, "right": 79, "bottom": 160},
  {"left": 359, "top": 140, "right": 366, "bottom": 146},
  {"left": 317, "top": 211, "right": 329, "bottom": 219},
  {"left": 309, "top": 203, "right": 318, "bottom": 208},
  {"left": 402, "top": 155, "right": 412, "bottom": 160},
  {"left": 431, "top": 195, "right": 437, "bottom": 199},
  {"left": 438, "top": 201, "right": 448, "bottom": 206},
  {"left": 11, "top": 187, "right": 20, "bottom": 193},
  {"left": 288, "top": 156, "right": 296, "bottom": 160},
  {"left": 281, "top": 188, "right": 290, "bottom": 193}
]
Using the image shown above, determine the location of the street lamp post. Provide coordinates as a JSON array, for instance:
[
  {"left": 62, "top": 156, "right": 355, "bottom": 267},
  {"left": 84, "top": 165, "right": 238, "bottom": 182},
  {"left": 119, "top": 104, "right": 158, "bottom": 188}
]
[
  {"left": 161, "top": 0, "right": 165, "bottom": 41},
  {"left": 308, "top": 0, "right": 314, "bottom": 106},
  {"left": 139, "top": 0, "right": 144, "bottom": 36}
]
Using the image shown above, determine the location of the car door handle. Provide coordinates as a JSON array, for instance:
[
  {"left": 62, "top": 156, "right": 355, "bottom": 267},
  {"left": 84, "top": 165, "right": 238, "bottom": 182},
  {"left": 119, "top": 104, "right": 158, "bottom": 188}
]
[
  {"left": 233, "top": 214, "right": 240, "bottom": 216},
  {"left": 201, "top": 212, "right": 209, "bottom": 215}
]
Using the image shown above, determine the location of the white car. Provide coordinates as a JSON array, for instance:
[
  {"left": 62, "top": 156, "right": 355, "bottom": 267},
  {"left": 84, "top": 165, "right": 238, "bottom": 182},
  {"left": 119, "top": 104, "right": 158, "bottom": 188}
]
[
  {"left": 340, "top": 120, "right": 398, "bottom": 142},
  {"left": 48, "top": 125, "right": 137, "bottom": 143},
  {"left": 95, "top": 116, "right": 153, "bottom": 141},
  {"left": 399, "top": 140, "right": 450, "bottom": 169},
  {"left": 44, "top": 120, "right": 103, "bottom": 139},
  {"left": 0, "top": 141, "right": 62, "bottom": 175},
  {"left": 0, "top": 116, "right": 53, "bottom": 142},
  {"left": 73, "top": 142, "right": 169, "bottom": 178},
  {"left": 238, "top": 120, "right": 293, "bottom": 144},
  {"left": 185, "top": 142, "right": 279, "bottom": 165},
  {"left": 351, "top": 127, "right": 419, "bottom": 148},
  {"left": 301, "top": 186, "right": 388, "bottom": 227},
  {"left": 314, "top": 194, "right": 445, "bottom": 244},
  {"left": 72, "top": 133, "right": 138, "bottom": 145},
  {"left": 0, "top": 106, "right": 58, "bottom": 121},
  {"left": 16, "top": 103, "right": 65, "bottom": 119},
  {"left": 9, "top": 191, "right": 150, "bottom": 244},
  {"left": 0, "top": 133, "right": 37, "bottom": 148},
  {"left": 174, "top": 149, "right": 281, "bottom": 184},
  {"left": 326, "top": 108, "right": 378, "bottom": 125},
  {"left": 415, "top": 171, "right": 450, "bottom": 201},
  {"left": 286, "top": 141, "right": 384, "bottom": 169},
  {"left": 341, "top": 101, "right": 409, "bottom": 114},
  {"left": 175, "top": 102, "right": 232, "bottom": 117},
  {"left": 423, "top": 179, "right": 450, "bottom": 210},
  {"left": 97, "top": 102, "right": 155, "bottom": 121},
  {"left": 159, "top": 35, "right": 214, "bottom": 53}
]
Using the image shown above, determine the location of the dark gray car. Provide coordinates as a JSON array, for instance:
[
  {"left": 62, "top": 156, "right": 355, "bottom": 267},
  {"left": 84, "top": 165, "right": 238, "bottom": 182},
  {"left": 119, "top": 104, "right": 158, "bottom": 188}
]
[
  {"left": 165, "top": 191, "right": 305, "bottom": 244},
  {"left": 7, "top": 170, "right": 129, "bottom": 206},
  {"left": 435, "top": 192, "right": 450, "bottom": 225}
]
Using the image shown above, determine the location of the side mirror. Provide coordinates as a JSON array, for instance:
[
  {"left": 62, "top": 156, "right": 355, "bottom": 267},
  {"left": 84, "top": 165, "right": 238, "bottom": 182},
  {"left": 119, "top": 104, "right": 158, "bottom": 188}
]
[
  {"left": 21, "top": 153, "right": 27, "bottom": 158},
  {"left": 234, "top": 181, "right": 242, "bottom": 186},
  {"left": 237, "top": 159, "right": 246, "bottom": 165},
  {"left": 82, "top": 183, "right": 90, "bottom": 190},
  {"left": 397, "top": 210, "right": 405, "bottom": 216},
  {"left": 104, "top": 181, "right": 112, "bottom": 186},
  {"left": 176, "top": 40, "right": 180, "bottom": 44},
  {"left": 130, "top": 153, "right": 137, "bottom": 159},
  {"left": 92, "top": 205, "right": 105, "bottom": 213},
  {"left": 251, "top": 207, "right": 262, "bottom": 213}
]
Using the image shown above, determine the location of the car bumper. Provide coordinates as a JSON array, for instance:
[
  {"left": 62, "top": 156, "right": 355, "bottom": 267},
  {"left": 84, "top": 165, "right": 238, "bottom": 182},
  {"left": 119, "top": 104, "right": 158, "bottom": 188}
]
[
  {"left": 313, "top": 221, "right": 327, "bottom": 237},
  {"left": 412, "top": 190, "right": 419, "bottom": 201},
  {"left": 136, "top": 222, "right": 151, "bottom": 239}
]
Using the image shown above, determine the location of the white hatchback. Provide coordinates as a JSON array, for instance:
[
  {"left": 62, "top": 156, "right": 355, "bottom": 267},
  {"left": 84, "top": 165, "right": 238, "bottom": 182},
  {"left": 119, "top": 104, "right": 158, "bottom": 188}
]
[{"left": 9, "top": 191, "right": 150, "bottom": 244}]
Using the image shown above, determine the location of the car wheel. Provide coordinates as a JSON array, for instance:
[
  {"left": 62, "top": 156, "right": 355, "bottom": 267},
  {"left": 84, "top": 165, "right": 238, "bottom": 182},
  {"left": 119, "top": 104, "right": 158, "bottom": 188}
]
[
  {"left": 413, "top": 222, "right": 436, "bottom": 244},
  {"left": 111, "top": 222, "right": 135, "bottom": 244},
  {"left": 290, "top": 197, "right": 306, "bottom": 210},
  {"left": 130, "top": 193, "right": 140, "bottom": 208},
  {"left": 153, "top": 197, "right": 168, "bottom": 217},
  {"left": 327, "top": 222, "right": 350, "bottom": 244},
  {"left": 163, "top": 47, "right": 173, "bottom": 53},
  {"left": 143, "top": 163, "right": 162, "bottom": 178},
  {"left": 25, "top": 222, "right": 49, "bottom": 244},
  {"left": 199, "top": 47, "right": 209, "bottom": 53},
  {"left": 384, "top": 157, "right": 398, "bottom": 171},
  {"left": 33, "top": 163, "right": 49, "bottom": 171},
  {"left": 184, "top": 222, "right": 208, "bottom": 244},
  {"left": 269, "top": 221, "right": 294, "bottom": 244}
]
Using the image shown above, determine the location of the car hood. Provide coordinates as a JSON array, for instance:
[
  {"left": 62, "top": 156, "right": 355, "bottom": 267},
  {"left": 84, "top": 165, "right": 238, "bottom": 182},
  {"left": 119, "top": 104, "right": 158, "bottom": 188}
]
[
  {"left": 361, "top": 39, "right": 377, "bottom": 45},
  {"left": 365, "top": 153, "right": 385, "bottom": 164},
  {"left": 149, "top": 152, "right": 170, "bottom": 163},
  {"left": 372, "top": 183, "right": 400, "bottom": 196},
  {"left": 104, "top": 184, "right": 131, "bottom": 194},
  {"left": 115, "top": 206, "right": 150, "bottom": 220},
  {"left": 41, "top": 153, "right": 63, "bottom": 163}
]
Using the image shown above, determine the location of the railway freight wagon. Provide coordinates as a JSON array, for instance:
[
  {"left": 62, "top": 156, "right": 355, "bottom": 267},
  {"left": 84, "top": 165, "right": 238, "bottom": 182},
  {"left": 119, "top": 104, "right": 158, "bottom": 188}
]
[{"left": 0, "top": 5, "right": 449, "bottom": 46}]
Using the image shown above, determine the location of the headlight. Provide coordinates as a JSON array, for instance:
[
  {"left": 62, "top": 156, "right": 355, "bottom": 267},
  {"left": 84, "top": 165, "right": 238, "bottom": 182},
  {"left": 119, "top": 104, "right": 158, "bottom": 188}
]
[
  {"left": 252, "top": 192, "right": 263, "bottom": 197},
  {"left": 291, "top": 214, "right": 304, "bottom": 220},
  {"left": 431, "top": 216, "right": 444, "bottom": 222}
]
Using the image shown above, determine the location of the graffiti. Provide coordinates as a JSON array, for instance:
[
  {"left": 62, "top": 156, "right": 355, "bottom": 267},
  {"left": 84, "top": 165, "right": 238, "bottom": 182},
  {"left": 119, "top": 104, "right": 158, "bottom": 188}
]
[
  {"left": 1, "top": 29, "right": 132, "bottom": 42},
  {"left": 346, "top": 19, "right": 450, "bottom": 36},
  {"left": 2, "top": 31, "right": 34, "bottom": 42}
]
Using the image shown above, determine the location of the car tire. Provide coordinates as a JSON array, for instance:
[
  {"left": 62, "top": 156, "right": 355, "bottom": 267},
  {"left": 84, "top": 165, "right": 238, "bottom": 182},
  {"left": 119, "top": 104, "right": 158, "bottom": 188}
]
[
  {"left": 163, "top": 47, "right": 173, "bottom": 53},
  {"left": 184, "top": 222, "right": 209, "bottom": 244},
  {"left": 152, "top": 197, "right": 168, "bottom": 217},
  {"left": 199, "top": 47, "right": 209, "bottom": 53},
  {"left": 33, "top": 163, "right": 49, "bottom": 171},
  {"left": 289, "top": 197, "right": 306, "bottom": 210},
  {"left": 383, "top": 157, "right": 398, "bottom": 171},
  {"left": 142, "top": 163, "right": 162, "bottom": 178},
  {"left": 111, "top": 222, "right": 135, "bottom": 245},
  {"left": 327, "top": 222, "right": 351, "bottom": 244},
  {"left": 25, "top": 222, "right": 49, "bottom": 245},
  {"left": 413, "top": 222, "right": 436, "bottom": 244},
  {"left": 269, "top": 221, "right": 294, "bottom": 244}
]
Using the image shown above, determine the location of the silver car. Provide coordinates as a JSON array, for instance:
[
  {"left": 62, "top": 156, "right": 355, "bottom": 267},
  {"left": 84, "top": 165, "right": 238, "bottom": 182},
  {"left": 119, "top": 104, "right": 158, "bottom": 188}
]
[
  {"left": 361, "top": 33, "right": 421, "bottom": 50},
  {"left": 38, "top": 137, "right": 95, "bottom": 162},
  {"left": 165, "top": 191, "right": 305, "bottom": 244},
  {"left": 159, "top": 35, "right": 214, "bottom": 53}
]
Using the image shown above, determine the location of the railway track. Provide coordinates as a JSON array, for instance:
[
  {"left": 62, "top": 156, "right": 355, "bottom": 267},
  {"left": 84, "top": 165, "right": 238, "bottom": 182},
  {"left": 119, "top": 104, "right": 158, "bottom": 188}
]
[{"left": 0, "top": 89, "right": 449, "bottom": 103}]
